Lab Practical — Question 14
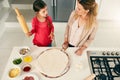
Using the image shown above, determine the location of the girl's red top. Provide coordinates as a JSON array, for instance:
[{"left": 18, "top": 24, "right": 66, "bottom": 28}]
[{"left": 31, "top": 16, "right": 54, "bottom": 46}]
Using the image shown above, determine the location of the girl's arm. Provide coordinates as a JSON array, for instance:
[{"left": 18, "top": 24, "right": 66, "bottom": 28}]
[
  {"left": 27, "top": 18, "right": 37, "bottom": 37},
  {"left": 48, "top": 16, "right": 54, "bottom": 33},
  {"left": 30, "top": 18, "right": 37, "bottom": 34},
  {"left": 48, "top": 16, "right": 54, "bottom": 40}
]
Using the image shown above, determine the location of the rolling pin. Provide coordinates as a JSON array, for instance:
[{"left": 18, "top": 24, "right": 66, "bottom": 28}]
[{"left": 14, "top": 8, "right": 29, "bottom": 36}]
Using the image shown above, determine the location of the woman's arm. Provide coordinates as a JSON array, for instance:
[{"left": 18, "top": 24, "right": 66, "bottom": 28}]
[
  {"left": 64, "top": 11, "right": 76, "bottom": 42},
  {"left": 76, "top": 24, "right": 98, "bottom": 55},
  {"left": 82, "top": 25, "right": 98, "bottom": 48},
  {"left": 62, "top": 11, "right": 76, "bottom": 50}
]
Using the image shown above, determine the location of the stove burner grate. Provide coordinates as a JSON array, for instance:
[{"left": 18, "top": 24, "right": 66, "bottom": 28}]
[
  {"left": 90, "top": 56, "right": 120, "bottom": 80},
  {"left": 98, "top": 74, "right": 107, "bottom": 80},
  {"left": 113, "top": 64, "right": 120, "bottom": 76}
]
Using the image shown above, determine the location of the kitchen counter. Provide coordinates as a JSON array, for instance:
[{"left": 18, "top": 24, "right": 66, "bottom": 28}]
[{"left": 1, "top": 46, "right": 91, "bottom": 80}]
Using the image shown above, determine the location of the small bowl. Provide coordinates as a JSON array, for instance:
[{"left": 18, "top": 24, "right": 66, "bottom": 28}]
[
  {"left": 23, "top": 55, "right": 33, "bottom": 63},
  {"left": 23, "top": 76, "right": 34, "bottom": 80},
  {"left": 13, "top": 58, "right": 22, "bottom": 65},
  {"left": 22, "top": 64, "right": 32, "bottom": 72},
  {"left": 19, "top": 48, "right": 30, "bottom": 55},
  {"left": 9, "top": 67, "right": 21, "bottom": 78},
  {"left": 20, "top": 73, "right": 39, "bottom": 80}
]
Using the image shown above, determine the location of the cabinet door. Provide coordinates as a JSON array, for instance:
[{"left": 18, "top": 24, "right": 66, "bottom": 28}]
[
  {"left": 54, "top": 0, "right": 75, "bottom": 22},
  {"left": 43, "top": 0, "right": 54, "bottom": 20}
]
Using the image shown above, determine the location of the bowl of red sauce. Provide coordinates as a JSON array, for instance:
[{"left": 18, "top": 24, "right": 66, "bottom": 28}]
[{"left": 22, "top": 64, "right": 31, "bottom": 72}]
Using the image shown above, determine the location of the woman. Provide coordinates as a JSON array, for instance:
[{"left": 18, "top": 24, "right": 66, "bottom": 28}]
[{"left": 62, "top": 0, "right": 98, "bottom": 55}]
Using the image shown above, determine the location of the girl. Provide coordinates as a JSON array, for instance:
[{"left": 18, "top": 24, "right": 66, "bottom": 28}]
[
  {"left": 62, "top": 0, "right": 98, "bottom": 55},
  {"left": 27, "top": 0, "right": 54, "bottom": 47}
]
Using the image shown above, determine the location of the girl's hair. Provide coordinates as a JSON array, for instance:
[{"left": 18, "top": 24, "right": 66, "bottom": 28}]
[
  {"left": 33, "top": 0, "right": 52, "bottom": 28},
  {"left": 77, "top": 0, "right": 98, "bottom": 29},
  {"left": 33, "top": 0, "right": 47, "bottom": 12}
]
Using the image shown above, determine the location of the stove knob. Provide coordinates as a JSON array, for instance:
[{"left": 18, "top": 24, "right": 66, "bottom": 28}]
[
  {"left": 107, "top": 51, "right": 110, "bottom": 55},
  {"left": 111, "top": 51, "right": 115, "bottom": 55},
  {"left": 102, "top": 51, "right": 106, "bottom": 55},
  {"left": 116, "top": 52, "right": 119, "bottom": 56}
]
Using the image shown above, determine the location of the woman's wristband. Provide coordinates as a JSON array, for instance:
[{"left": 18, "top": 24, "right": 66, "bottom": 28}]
[
  {"left": 78, "top": 45, "right": 87, "bottom": 50},
  {"left": 82, "top": 45, "right": 87, "bottom": 48}
]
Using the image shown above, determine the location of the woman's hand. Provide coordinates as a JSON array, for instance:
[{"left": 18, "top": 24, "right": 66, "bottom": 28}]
[
  {"left": 84, "top": 74, "right": 96, "bottom": 80},
  {"left": 49, "top": 32, "right": 54, "bottom": 40},
  {"left": 75, "top": 46, "right": 86, "bottom": 56},
  {"left": 75, "top": 48, "right": 84, "bottom": 56},
  {"left": 62, "top": 41, "right": 69, "bottom": 51}
]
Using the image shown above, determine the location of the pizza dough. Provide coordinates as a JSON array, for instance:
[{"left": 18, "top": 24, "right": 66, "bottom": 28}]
[{"left": 37, "top": 48, "right": 70, "bottom": 77}]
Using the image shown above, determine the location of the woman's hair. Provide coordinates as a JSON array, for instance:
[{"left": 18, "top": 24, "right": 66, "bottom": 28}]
[
  {"left": 78, "top": 0, "right": 98, "bottom": 29},
  {"left": 33, "top": 0, "right": 47, "bottom": 12}
]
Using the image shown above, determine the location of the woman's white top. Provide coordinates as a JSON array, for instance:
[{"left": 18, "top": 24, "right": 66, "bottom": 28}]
[{"left": 69, "top": 18, "right": 84, "bottom": 46}]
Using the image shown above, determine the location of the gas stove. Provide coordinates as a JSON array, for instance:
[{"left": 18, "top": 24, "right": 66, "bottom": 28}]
[{"left": 87, "top": 50, "right": 120, "bottom": 80}]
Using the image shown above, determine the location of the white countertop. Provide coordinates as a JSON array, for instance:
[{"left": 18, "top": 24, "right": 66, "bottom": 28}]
[{"left": 1, "top": 46, "right": 92, "bottom": 80}]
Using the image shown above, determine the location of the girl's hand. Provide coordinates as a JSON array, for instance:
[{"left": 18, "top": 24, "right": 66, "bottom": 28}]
[
  {"left": 49, "top": 32, "right": 54, "bottom": 40},
  {"left": 26, "top": 32, "right": 32, "bottom": 37},
  {"left": 62, "top": 41, "right": 68, "bottom": 51}
]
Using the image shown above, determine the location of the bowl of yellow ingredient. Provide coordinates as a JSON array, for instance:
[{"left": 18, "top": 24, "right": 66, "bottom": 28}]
[
  {"left": 23, "top": 55, "right": 33, "bottom": 63},
  {"left": 9, "top": 67, "right": 21, "bottom": 78}
]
